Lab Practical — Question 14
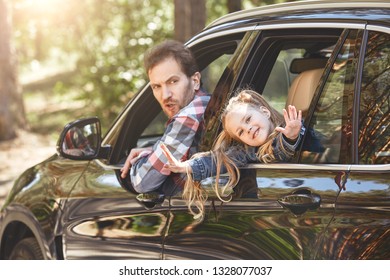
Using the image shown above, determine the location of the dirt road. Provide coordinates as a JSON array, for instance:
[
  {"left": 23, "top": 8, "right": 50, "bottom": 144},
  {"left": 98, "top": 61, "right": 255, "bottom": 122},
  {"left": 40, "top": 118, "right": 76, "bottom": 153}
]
[{"left": 0, "top": 130, "right": 56, "bottom": 208}]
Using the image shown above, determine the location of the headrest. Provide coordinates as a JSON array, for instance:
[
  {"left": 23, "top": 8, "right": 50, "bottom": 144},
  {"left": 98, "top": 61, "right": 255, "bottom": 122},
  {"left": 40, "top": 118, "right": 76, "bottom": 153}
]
[
  {"left": 290, "top": 58, "right": 328, "bottom": 74},
  {"left": 286, "top": 68, "right": 323, "bottom": 116}
]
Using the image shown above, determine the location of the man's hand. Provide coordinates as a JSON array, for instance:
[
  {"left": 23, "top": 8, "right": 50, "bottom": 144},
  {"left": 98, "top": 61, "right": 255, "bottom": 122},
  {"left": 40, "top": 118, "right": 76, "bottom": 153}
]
[
  {"left": 275, "top": 105, "right": 302, "bottom": 141},
  {"left": 160, "top": 142, "right": 191, "bottom": 174},
  {"left": 120, "top": 147, "right": 152, "bottom": 178}
]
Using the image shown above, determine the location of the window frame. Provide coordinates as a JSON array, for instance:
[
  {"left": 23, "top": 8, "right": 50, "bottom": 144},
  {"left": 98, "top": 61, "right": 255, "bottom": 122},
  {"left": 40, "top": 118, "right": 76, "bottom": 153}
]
[
  {"left": 239, "top": 24, "right": 390, "bottom": 172},
  {"left": 355, "top": 25, "right": 390, "bottom": 165},
  {"left": 100, "top": 28, "right": 255, "bottom": 165}
]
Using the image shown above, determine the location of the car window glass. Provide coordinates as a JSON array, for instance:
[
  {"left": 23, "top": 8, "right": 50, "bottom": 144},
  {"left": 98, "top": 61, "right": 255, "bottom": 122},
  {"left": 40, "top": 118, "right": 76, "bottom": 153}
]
[
  {"left": 300, "top": 30, "right": 362, "bottom": 164},
  {"left": 358, "top": 30, "right": 390, "bottom": 164},
  {"left": 248, "top": 30, "right": 341, "bottom": 115},
  {"left": 262, "top": 48, "right": 305, "bottom": 112},
  {"left": 201, "top": 53, "right": 233, "bottom": 95}
]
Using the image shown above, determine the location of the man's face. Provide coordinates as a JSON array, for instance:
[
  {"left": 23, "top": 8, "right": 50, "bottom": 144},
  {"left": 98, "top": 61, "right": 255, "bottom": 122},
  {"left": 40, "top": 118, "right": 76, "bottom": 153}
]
[{"left": 149, "top": 57, "right": 200, "bottom": 119}]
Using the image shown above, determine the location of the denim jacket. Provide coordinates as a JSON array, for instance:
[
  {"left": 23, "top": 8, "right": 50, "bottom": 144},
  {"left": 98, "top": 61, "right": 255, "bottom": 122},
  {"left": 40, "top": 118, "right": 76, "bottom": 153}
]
[{"left": 188, "top": 125, "right": 305, "bottom": 182}]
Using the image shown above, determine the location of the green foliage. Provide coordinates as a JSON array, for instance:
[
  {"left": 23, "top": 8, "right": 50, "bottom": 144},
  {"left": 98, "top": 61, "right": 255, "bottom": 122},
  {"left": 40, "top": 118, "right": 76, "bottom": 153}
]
[
  {"left": 67, "top": 0, "right": 173, "bottom": 126},
  {"left": 69, "top": 0, "right": 175, "bottom": 128},
  {"left": 12, "top": 0, "right": 298, "bottom": 132},
  {"left": 13, "top": 0, "right": 174, "bottom": 130},
  {"left": 206, "top": 0, "right": 229, "bottom": 24}
]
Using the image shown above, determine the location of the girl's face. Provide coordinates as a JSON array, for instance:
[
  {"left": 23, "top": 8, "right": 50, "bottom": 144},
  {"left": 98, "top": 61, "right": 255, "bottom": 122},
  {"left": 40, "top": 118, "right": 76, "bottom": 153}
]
[{"left": 225, "top": 103, "right": 273, "bottom": 147}]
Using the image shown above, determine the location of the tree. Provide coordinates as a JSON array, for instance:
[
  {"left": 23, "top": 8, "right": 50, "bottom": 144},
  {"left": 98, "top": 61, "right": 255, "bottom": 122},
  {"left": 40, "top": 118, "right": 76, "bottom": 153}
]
[
  {"left": 0, "top": 0, "right": 26, "bottom": 141},
  {"left": 174, "top": 0, "right": 206, "bottom": 42},
  {"left": 227, "top": 0, "right": 242, "bottom": 12}
]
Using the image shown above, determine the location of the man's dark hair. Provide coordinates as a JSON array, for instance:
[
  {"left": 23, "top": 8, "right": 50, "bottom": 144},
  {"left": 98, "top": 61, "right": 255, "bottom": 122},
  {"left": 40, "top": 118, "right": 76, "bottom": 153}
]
[{"left": 144, "top": 40, "right": 199, "bottom": 77}]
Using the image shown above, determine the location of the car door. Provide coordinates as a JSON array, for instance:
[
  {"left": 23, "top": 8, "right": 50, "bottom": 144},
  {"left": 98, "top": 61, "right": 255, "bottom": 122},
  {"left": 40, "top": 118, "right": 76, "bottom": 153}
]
[
  {"left": 162, "top": 24, "right": 385, "bottom": 260},
  {"left": 313, "top": 26, "right": 390, "bottom": 259},
  {"left": 60, "top": 30, "right": 252, "bottom": 259}
]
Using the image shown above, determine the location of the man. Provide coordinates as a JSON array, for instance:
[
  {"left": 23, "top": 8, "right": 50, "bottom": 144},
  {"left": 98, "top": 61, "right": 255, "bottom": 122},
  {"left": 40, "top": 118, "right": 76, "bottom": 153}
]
[{"left": 120, "top": 40, "right": 210, "bottom": 194}]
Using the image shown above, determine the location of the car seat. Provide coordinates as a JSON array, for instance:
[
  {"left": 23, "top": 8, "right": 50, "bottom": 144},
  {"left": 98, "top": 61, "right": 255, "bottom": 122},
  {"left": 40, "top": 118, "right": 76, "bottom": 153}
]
[{"left": 286, "top": 68, "right": 324, "bottom": 117}]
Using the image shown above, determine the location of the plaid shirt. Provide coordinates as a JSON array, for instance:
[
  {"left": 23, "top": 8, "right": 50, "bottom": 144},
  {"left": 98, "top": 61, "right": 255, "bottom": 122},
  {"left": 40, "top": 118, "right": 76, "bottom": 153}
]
[{"left": 130, "top": 89, "right": 210, "bottom": 193}]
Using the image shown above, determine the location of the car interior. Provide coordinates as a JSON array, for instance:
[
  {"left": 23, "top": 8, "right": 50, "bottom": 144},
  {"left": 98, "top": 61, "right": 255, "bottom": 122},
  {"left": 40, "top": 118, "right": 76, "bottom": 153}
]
[
  {"left": 117, "top": 30, "right": 346, "bottom": 189},
  {"left": 112, "top": 34, "right": 246, "bottom": 193},
  {"left": 234, "top": 30, "right": 343, "bottom": 165},
  {"left": 113, "top": 28, "right": 356, "bottom": 194}
]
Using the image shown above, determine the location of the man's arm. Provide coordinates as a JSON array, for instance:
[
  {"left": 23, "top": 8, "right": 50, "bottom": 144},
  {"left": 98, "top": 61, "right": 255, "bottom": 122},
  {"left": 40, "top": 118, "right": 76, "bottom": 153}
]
[
  {"left": 120, "top": 147, "right": 153, "bottom": 179},
  {"left": 129, "top": 114, "right": 200, "bottom": 193}
]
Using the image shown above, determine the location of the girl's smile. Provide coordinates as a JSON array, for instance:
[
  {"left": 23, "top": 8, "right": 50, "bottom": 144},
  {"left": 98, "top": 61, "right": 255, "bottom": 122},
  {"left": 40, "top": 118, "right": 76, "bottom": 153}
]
[{"left": 225, "top": 103, "right": 272, "bottom": 147}]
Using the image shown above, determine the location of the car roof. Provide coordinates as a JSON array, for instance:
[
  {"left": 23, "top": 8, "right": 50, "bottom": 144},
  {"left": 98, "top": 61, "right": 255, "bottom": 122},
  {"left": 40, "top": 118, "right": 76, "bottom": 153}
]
[
  {"left": 185, "top": 0, "right": 390, "bottom": 46},
  {"left": 207, "top": 0, "right": 390, "bottom": 28}
]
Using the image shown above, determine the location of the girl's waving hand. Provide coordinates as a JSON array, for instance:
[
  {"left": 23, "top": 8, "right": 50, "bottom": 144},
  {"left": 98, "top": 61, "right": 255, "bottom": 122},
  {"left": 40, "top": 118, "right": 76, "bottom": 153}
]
[
  {"left": 275, "top": 105, "right": 302, "bottom": 141},
  {"left": 160, "top": 142, "right": 190, "bottom": 173}
]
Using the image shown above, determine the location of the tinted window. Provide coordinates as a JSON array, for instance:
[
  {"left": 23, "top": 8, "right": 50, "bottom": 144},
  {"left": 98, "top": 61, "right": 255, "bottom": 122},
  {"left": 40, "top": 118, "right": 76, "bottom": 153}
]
[
  {"left": 262, "top": 48, "right": 302, "bottom": 111},
  {"left": 358, "top": 31, "right": 390, "bottom": 164},
  {"left": 247, "top": 29, "right": 341, "bottom": 114},
  {"left": 301, "top": 30, "right": 363, "bottom": 164}
]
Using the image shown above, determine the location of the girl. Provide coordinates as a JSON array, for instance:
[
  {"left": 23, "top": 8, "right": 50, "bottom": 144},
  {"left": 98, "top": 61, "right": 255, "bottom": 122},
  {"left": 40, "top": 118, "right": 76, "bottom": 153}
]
[{"left": 161, "top": 89, "right": 303, "bottom": 220}]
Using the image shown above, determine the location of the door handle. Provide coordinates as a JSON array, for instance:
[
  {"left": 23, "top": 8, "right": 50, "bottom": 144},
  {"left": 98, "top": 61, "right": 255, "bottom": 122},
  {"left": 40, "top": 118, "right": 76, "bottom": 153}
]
[
  {"left": 136, "top": 192, "right": 165, "bottom": 209},
  {"left": 278, "top": 193, "right": 321, "bottom": 215}
]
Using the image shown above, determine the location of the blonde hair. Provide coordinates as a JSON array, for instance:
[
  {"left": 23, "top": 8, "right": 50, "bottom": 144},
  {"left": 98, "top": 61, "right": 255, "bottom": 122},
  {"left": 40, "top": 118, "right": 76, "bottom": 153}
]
[{"left": 184, "top": 89, "right": 287, "bottom": 220}]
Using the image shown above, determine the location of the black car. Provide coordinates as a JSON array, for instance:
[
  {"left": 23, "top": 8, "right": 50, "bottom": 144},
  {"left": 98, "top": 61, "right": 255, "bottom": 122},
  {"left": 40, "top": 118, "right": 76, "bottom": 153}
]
[{"left": 0, "top": 0, "right": 389, "bottom": 260}]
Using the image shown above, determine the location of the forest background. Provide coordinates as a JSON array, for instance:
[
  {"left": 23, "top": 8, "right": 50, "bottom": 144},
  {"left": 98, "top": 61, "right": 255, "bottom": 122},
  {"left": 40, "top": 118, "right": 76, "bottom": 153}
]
[{"left": 0, "top": 0, "right": 299, "bottom": 203}]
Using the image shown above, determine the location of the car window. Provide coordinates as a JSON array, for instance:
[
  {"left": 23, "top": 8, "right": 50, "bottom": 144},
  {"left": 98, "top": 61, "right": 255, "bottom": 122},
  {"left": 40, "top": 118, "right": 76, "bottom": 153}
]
[
  {"left": 263, "top": 48, "right": 309, "bottom": 112},
  {"left": 358, "top": 30, "right": 390, "bottom": 164},
  {"left": 246, "top": 29, "right": 340, "bottom": 114},
  {"left": 300, "top": 30, "right": 363, "bottom": 164},
  {"left": 201, "top": 53, "right": 234, "bottom": 95},
  {"left": 106, "top": 33, "right": 248, "bottom": 164}
]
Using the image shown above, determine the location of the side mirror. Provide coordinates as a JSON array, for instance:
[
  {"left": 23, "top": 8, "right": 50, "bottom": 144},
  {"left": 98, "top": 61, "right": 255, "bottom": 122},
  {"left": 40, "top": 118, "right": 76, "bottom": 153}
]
[{"left": 57, "top": 117, "right": 109, "bottom": 160}]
